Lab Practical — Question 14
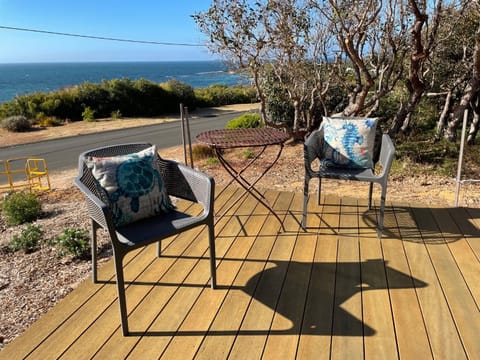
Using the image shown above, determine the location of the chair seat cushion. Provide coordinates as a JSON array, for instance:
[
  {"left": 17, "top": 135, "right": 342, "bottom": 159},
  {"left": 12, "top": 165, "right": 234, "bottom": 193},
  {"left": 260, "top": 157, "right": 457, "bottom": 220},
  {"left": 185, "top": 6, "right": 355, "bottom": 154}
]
[
  {"left": 322, "top": 117, "right": 378, "bottom": 169},
  {"left": 87, "top": 145, "right": 174, "bottom": 227}
]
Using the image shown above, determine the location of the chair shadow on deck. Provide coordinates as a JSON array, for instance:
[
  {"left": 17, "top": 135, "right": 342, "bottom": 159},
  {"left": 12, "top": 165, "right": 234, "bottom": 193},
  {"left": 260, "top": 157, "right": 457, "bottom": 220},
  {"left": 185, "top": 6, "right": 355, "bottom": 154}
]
[
  {"left": 125, "top": 257, "right": 427, "bottom": 338},
  {"left": 359, "top": 204, "right": 480, "bottom": 244},
  {"left": 301, "top": 198, "right": 480, "bottom": 244}
]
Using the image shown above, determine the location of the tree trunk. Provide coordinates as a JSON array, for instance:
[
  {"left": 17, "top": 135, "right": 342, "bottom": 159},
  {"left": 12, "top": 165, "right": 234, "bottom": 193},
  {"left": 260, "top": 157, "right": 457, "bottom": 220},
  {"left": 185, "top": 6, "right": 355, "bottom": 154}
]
[
  {"left": 467, "top": 111, "right": 480, "bottom": 144},
  {"left": 292, "top": 100, "right": 305, "bottom": 140},
  {"left": 467, "top": 93, "right": 480, "bottom": 144},
  {"left": 445, "top": 84, "right": 480, "bottom": 142},
  {"left": 400, "top": 112, "right": 412, "bottom": 133},
  {"left": 252, "top": 69, "right": 268, "bottom": 126},
  {"left": 388, "top": 0, "right": 428, "bottom": 139},
  {"left": 446, "top": 21, "right": 480, "bottom": 141},
  {"left": 434, "top": 90, "right": 453, "bottom": 140},
  {"left": 389, "top": 90, "right": 424, "bottom": 138}
]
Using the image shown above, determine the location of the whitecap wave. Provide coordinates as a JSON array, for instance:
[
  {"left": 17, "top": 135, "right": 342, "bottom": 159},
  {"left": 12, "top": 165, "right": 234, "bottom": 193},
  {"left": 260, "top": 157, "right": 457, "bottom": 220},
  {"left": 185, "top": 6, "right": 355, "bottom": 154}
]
[{"left": 196, "top": 70, "right": 225, "bottom": 75}]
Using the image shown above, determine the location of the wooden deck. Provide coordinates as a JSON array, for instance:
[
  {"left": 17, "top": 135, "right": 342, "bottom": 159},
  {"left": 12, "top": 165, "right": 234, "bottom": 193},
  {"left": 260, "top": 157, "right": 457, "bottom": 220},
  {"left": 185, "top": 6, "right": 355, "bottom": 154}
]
[{"left": 2, "top": 187, "right": 480, "bottom": 359}]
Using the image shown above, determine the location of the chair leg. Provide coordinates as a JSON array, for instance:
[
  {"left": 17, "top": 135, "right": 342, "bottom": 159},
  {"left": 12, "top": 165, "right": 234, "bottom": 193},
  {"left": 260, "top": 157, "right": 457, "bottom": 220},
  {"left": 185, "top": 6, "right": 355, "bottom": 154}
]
[
  {"left": 302, "top": 177, "right": 310, "bottom": 229},
  {"left": 157, "top": 241, "right": 162, "bottom": 257},
  {"left": 317, "top": 177, "right": 322, "bottom": 205},
  {"left": 377, "top": 183, "right": 388, "bottom": 238},
  {"left": 113, "top": 252, "right": 129, "bottom": 336},
  {"left": 207, "top": 221, "right": 217, "bottom": 289},
  {"left": 368, "top": 182, "right": 374, "bottom": 210},
  {"left": 91, "top": 220, "right": 99, "bottom": 283}
]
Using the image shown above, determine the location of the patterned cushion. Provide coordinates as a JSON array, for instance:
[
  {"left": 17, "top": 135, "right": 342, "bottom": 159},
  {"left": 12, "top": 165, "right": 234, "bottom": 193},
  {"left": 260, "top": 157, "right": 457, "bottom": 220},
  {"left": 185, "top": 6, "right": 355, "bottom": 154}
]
[
  {"left": 322, "top": 117, "right": 379, "bottom": 169},
  {"left": 87, "top": 145, "right": 173, "bottom": 227}
]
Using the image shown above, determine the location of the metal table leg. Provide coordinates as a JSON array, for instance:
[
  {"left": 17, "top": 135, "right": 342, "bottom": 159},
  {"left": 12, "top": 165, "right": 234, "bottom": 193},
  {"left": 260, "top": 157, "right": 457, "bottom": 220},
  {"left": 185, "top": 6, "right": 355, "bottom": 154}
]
[{"left": 213, "top": 145, "right": 286, "bottom": 231}]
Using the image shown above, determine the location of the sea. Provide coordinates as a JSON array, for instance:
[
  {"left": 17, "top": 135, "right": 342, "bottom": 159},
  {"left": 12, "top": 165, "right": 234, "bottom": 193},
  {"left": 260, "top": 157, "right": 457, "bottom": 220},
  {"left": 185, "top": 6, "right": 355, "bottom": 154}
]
[{"left": 0, "top": 61, "right": 248, "bottom": 104}]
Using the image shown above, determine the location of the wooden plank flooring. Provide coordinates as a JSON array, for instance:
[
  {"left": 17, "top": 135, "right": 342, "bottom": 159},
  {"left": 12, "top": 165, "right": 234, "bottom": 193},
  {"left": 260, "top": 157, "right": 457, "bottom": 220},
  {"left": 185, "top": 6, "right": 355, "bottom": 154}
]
[{"left": 1, "top": 188, "right": 479, "bottom": 360}]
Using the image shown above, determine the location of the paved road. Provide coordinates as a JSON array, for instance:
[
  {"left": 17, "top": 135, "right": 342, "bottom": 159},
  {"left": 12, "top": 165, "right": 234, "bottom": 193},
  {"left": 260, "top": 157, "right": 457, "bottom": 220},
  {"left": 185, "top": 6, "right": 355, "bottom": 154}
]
[{"left": 0, "top": 110, "right": 243, "bottom": 174}]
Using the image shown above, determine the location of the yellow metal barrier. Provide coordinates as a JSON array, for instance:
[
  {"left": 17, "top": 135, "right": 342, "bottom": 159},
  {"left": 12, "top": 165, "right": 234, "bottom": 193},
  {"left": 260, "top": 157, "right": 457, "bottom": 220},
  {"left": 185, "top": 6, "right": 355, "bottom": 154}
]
[
  {"left": 0, "top": 157, "right": 51, "bottom": 192},
  {"left": 0, "top": 159, "right": 14, "bottom": 191}
]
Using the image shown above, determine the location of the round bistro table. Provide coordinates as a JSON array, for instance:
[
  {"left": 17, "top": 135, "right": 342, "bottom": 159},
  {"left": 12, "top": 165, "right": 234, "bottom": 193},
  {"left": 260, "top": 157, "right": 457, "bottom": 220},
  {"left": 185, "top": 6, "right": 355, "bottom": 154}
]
[{"left": 196, "top": 128, "right": 290, "bottom": 231}]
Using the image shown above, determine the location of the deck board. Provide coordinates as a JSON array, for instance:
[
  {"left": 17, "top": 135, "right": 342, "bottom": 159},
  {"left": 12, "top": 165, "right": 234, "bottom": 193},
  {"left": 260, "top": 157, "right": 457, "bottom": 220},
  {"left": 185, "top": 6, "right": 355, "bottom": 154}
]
[
  {"left": 297, "top": 194, "right": 339, "bottom": 360},
  {"left": 407, "top": 206, "right": 467, "bottom": 359},
  {"left": 382, "top": 204, "right": 432, "bottom": 359},
  {"left": 262, "top": 195, "right": 313, "bottom": 359},
  {"left": 418, "top": 206, "right": 480, "bottom": 359},
  {"left": 227, "top": 192, "right": 297, "bottom": 360},
  {"left": 1, "top": 188, "right": 478, "bottom": 360},
  {"left": 330, "top": 197, "right": 363, "bottom": 360},
  {"left": 358, "top": 200, "right": 398, "bottom": 360},
  {"left": 195, "top": 192, "right": 288, "bottom": 360},
  {"left": 158, "top": 192, "right": 278, "bottom": 359}
]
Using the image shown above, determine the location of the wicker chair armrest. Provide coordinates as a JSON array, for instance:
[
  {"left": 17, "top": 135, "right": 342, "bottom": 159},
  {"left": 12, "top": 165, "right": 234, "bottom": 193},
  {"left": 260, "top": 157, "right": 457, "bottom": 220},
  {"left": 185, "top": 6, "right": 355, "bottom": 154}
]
[
  {"left": 304, "top": 128, "right": 324, "bottom": 175},
  {"left": 159, "top": 159, "right": 214, "bottom": 216},
  {"left": 74, "top": 177, "right": 114, "bottom": 230},
  {"left": 376, "top": 134, "right": 395, "bottom": 178}
]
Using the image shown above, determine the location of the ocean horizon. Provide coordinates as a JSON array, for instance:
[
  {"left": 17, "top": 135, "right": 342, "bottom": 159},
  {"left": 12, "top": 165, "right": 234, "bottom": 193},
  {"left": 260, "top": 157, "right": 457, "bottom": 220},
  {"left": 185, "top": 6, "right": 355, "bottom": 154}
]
[{"left": 0, "top": 61, "right": 248, "bottom": 104}]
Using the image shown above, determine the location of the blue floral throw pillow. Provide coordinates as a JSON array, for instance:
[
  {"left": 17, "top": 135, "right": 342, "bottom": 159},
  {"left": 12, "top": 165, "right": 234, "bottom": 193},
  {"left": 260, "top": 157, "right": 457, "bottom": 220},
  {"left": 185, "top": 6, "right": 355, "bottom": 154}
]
[
  {"left": 322, "top": 117, "right": 379, "bottom": 169},
  {"left": 87, "top": 146, "right": 173, "bottom": 227}
]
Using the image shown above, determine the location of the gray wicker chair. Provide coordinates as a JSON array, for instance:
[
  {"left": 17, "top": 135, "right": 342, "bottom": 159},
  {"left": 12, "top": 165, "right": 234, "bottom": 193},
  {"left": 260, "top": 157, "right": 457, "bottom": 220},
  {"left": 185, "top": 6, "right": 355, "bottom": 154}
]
[
  {"left": 74, "top": 143, "right": 216, "bottom": 335},
  {"left": 302, "top": 126, "right": 395, "bottom": 237}
]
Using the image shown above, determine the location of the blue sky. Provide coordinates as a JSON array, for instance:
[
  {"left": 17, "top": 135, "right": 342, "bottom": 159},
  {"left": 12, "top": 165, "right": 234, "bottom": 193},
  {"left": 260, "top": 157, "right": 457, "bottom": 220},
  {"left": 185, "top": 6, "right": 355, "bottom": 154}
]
[{"left": 0, "top": 0, "right": 216, "bottom": 63}]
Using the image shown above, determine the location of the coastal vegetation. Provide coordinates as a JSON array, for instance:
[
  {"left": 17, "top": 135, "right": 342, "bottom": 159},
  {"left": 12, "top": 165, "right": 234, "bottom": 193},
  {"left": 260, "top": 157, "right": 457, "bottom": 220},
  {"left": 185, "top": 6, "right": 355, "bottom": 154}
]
[
  {"left": 225, "top": 112, "right": 262, "bottom": 129},
  {"left": 0, "top": 78, "right": 257, "bottom": 124},
  {"left": 52, "top": 228, "right": 91, "bottom": 260},
  {"left": 0, "top": 115, "right": 32, "bottom": 132},
  {"left": 1, "top": 190, "right": 91, "bottom": 259},
  {"left": 8, "top": 224, "right": 43, "bottom": 254},
  {"left": 194, "top": 0, "right": 480, "bottom": 145}
]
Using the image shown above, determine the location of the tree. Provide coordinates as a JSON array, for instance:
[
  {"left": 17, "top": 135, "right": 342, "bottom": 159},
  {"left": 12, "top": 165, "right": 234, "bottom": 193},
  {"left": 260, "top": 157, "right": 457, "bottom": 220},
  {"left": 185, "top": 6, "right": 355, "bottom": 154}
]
[
  {"left": 194, "top": 0, "right": 334, "bottom": 138},
  {"left": 387, "top": 0, "right": 447, "bottom": 139},
  {"left": 444, "top": 1, "right": 480, "bottom": 143},
  {"left": 314, "top": 0, "right": 408, "bottom": 118},
  {"left": 261, "top": 0, "right": 335, "bottom": 137},
  {"left": 194, "top": 0, "right": 479, "bottom": 144},
  {"left": 428, "top": 2, "right": 477, "bottom": 140},
  {"left": 193, "top": 0, "right": 270, "bottom": 123}
]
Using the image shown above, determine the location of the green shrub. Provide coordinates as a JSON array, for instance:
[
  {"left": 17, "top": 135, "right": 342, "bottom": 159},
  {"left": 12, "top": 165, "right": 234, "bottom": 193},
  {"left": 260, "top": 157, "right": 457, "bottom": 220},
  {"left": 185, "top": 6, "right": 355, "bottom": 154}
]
[
  {"left": 0, "top": 115, "right": 32, "bottom": 132},
  {"left": 82, "top": 106, "right": 96, "bottom": 122},
  {"left": 205, "top": 157, "right": 220, "bottom": 165},
  {"left": 111, "top": 109, "right": 122, "bottom": 119},
  {"left": 0, "top": 79, "right": 257, "bottom": 122},
  {"left": 1, "top": 191, "right": 42, "bottom": 226},
  {"left": 226, "top": 113, "right": 262, "bottom": 129},
  {"left": 242, "top": 149, "right": 255, "bottom": 159},
  {"left": 38, "top": 116, "right": 63, "bottom": 127},
  {"left": 160, "top": 79, "right": 196, "bottom": 111},
  {"left": 194, "top": 84, "right": 257, "bottom": 107},
  {"left": 9, "top": 224, "right": 43, "bottom": 253},
  {"left": 393, "top": 135, "right": 461, "bottom": 176},
  {"left": 54, "top": 228, "right": 90, "bottom": 259}
]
